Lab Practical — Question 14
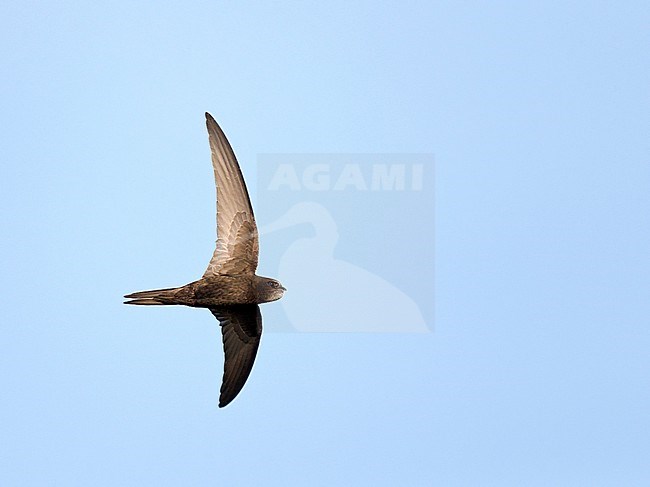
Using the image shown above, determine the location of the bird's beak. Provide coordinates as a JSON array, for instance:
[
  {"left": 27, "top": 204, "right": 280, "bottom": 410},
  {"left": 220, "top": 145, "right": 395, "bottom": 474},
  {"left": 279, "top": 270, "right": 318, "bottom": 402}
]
[{"left": 280, "top": 286, "right": 287, "bottom": 291}]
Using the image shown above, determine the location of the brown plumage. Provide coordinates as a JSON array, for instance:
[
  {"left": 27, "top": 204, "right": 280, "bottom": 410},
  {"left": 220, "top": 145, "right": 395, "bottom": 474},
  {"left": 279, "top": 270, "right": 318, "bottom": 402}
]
[{"left": 125, "top": 113, "right": 285, "bottom": 408}]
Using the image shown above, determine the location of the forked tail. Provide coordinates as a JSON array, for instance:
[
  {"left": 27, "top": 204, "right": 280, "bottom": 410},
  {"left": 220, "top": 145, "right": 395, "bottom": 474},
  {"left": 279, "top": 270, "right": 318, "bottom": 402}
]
[{"left": 124, "top": 287, "right": 182, "bottom": 305}]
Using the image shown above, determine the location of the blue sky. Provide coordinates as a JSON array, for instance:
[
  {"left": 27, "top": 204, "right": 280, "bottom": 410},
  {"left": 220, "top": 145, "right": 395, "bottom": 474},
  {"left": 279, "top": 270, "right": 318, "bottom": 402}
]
[{"left": 1, "top": 1, "right": 649, "bottom": 485}]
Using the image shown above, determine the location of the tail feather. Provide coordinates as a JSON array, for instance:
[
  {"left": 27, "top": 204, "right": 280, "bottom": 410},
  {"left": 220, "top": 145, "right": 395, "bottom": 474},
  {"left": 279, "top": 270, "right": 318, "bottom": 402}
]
[{"left": 124, "top": 287, "right": 180, "bottom": 305}]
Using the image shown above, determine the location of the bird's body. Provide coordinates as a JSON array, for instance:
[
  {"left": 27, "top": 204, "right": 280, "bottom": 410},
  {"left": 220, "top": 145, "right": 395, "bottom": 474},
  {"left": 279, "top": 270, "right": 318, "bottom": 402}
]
[
  {"left": 125, "top": 113, "right": 285, "bottom": 407},
  {"left": 125, "top": 274, "right": 284, "bottom": 307}
]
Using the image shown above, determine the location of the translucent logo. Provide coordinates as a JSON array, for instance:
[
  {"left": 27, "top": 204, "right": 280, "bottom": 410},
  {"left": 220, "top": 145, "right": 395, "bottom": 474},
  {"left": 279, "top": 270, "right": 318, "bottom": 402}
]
[{"left": 257, "top": 154, "right": 434, "bottom": 333}]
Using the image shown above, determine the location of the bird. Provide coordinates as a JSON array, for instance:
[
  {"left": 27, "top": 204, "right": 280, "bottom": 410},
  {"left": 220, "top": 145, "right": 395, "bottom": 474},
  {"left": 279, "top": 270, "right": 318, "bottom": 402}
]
[{"left": 124, "top": 113, "right": 286, "bottom": 407}]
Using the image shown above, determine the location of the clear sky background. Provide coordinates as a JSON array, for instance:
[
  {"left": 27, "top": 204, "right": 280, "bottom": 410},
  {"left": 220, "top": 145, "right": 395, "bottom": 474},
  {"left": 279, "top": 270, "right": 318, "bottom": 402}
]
[{"left": 1, "top": 1, "right": 649, "bottom": 486}]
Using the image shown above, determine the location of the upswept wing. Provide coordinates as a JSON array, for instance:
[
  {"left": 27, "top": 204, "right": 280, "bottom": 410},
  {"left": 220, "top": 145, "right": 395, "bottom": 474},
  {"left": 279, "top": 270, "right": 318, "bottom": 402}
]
[
  {"left": 210, "top": 305, "right": 262, "bottom": 408},
  {"left": 203, "top": 113, "right": 259, "bottom": 277}
]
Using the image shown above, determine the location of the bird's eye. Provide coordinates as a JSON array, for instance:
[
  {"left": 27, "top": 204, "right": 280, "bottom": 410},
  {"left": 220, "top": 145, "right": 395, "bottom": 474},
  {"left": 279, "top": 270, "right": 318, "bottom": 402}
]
[{"left": 269, "top": 281, "right": 278, "bottom": 288}]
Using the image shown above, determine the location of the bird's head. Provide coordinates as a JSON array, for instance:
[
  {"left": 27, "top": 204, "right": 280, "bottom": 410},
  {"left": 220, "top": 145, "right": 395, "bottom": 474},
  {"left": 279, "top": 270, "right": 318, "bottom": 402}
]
[{"left": 254, "top": 276, "right": 286, "bottom": 303}]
